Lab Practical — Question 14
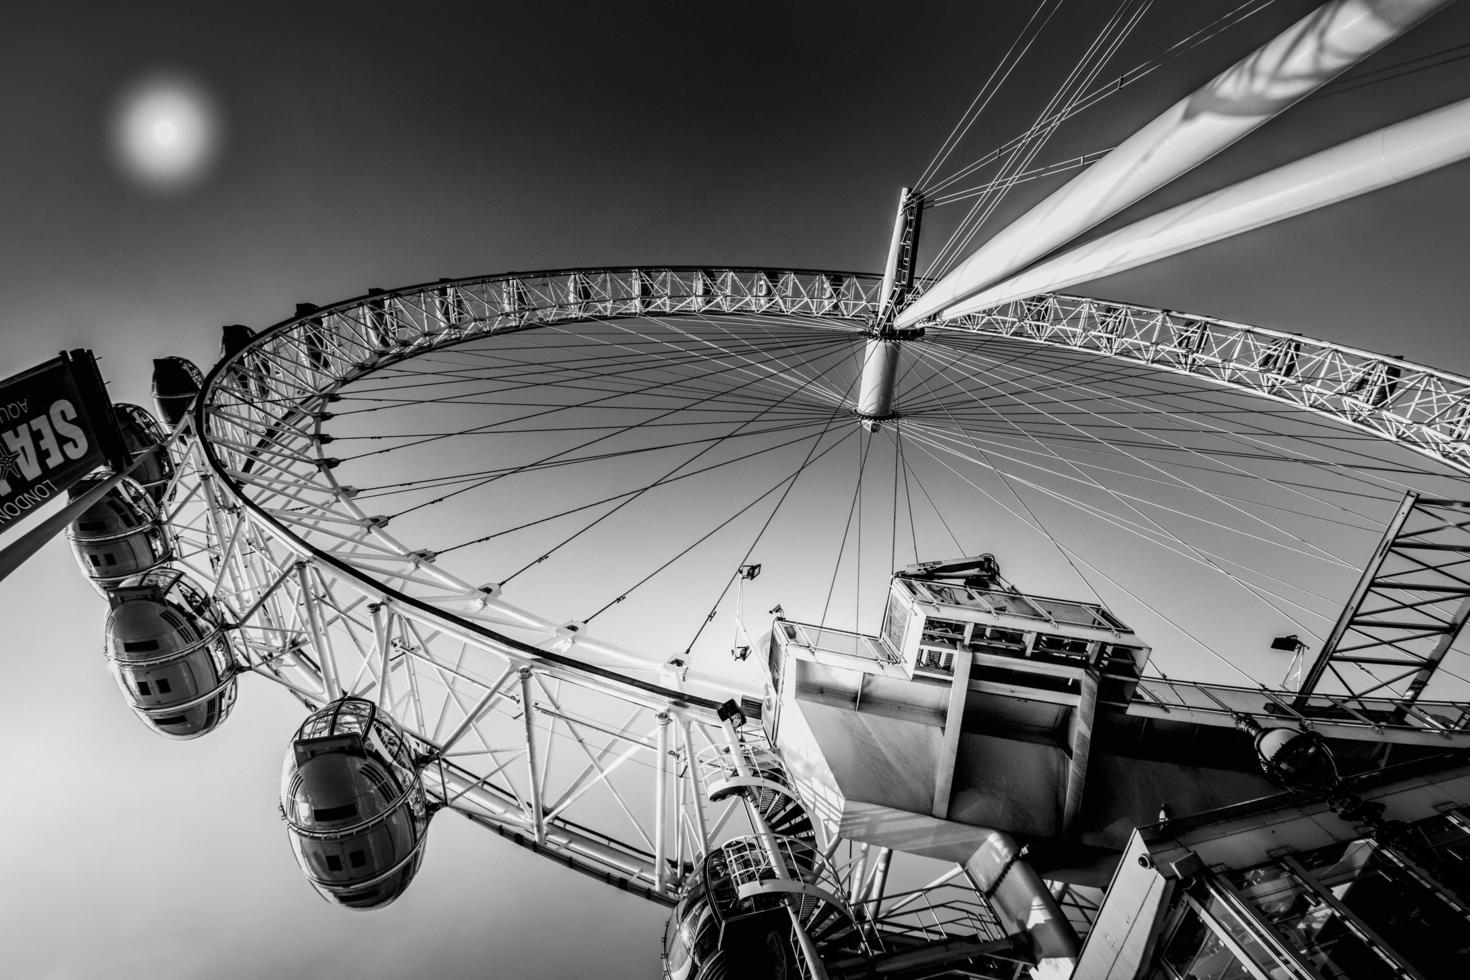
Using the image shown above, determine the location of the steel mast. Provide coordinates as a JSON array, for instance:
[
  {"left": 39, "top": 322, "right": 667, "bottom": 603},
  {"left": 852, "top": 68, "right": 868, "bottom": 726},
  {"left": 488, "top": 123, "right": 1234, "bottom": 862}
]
[{"left": 854, "top": 187, "right": 924, "bottom": 429}]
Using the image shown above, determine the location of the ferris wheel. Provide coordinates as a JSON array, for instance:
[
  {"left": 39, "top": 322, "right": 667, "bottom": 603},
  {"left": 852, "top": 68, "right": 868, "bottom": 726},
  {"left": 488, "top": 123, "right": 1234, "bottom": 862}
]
[{"left": 59, "top": 2, "right": 1470, "bottom": 978}]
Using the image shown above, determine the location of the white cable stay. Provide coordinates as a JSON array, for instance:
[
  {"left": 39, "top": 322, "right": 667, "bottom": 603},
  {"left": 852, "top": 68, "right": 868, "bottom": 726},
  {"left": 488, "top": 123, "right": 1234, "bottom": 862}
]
[
  {"left": 935, "top": 94, "right": 1470, "bottom": 320},
  {"left": 898, "top": 0, "right": 1453, "bottom": 328}
]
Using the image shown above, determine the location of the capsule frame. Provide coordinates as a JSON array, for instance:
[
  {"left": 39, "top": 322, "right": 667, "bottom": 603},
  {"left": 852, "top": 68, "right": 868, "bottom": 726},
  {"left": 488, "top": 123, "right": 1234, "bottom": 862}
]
[
  {"left": 151, "top": 357, "right": 203, "bottom": 430},
  {"left": 67, "top": 474, "right": 174, "bottom": 592},
  {"left": 112, "top": 403, "right": 175, "bottom": 503},
  {"left": 104, "top": 567, "right": 237, "bottom": 739},
  {"left": 280, "top": 697, "right": 430, "bottom": 909}
]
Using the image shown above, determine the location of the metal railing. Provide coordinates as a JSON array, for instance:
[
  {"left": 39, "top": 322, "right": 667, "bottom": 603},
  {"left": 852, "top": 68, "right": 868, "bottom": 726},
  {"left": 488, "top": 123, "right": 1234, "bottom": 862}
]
[
  {"left": 780, "top": 621, "right": 900, "bottom": 665},
  {"left": 778, "top": 618, "right": 1470, "bottom": 745},
  {"left": 938, "top": 293, "right": 1470, "bottom": 480},
  {"left": 695, "top": 738, "right": 795, "bottom": 797},
  {"left": 1124, "top": 674, "right": 1470, "bottom": 745},
  {"left": 865, "top": 879, "right": 1011, "bottom": 949},
  {"left": 713, "top": 835, "right": 851, "bottom": 922},
  {"left": 901, "top": 577, "right": 1127, "bottom": 632}
]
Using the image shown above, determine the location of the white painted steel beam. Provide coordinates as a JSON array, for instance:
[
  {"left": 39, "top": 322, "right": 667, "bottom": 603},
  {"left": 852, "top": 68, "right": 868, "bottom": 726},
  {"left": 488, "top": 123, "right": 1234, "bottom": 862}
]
[
  {"left": 654, "top": 711, "right": 670, "bottom": 893},
  {"left": 965, "top": 833, "right": 1080, "bottom": 980},
  {"left": 896, "top": 0, "right": 1451, "bottom": 328},
  {"left": 932, "top": 645, "right": 973, "bottom": 818},
  {"left": 520, "top": 666, "right": 547, "bottom": 844},
  {"left": 878, "top": 186, "right": 914, "bottom": 315},
  {"left": 935, "top": 95, "right": 1470, "bottom": 319}
]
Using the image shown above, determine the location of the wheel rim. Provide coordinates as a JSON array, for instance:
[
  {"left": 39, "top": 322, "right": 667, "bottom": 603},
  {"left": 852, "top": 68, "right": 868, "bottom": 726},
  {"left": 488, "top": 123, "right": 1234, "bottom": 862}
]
[{"left": 173, "top": 266, "right": 1470, "bottom": 902}]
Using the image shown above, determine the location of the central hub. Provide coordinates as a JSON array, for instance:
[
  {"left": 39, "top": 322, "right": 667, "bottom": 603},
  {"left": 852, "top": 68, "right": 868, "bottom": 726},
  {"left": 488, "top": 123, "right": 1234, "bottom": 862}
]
[
  {"left": 853, "top": 326, "right": 922, "bottom": 429},
  {"left": 855, "top": 187, "right": 925, "bottom": 431},
  {"left": 855, "top": 335, "right": 902, "bottom": 428}
]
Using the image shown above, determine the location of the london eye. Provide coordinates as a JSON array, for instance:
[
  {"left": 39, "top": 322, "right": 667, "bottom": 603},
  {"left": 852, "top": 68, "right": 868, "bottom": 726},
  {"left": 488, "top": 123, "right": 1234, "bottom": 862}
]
[{"left": 8, "top": 2, "right": 1470, "bottom": 978}]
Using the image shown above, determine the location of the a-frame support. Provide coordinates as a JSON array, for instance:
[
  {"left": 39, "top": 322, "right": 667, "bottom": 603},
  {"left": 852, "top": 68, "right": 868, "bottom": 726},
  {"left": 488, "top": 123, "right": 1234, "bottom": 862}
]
[{"left": 1295, "top": 492, "right": 1470, "bottom": 712}]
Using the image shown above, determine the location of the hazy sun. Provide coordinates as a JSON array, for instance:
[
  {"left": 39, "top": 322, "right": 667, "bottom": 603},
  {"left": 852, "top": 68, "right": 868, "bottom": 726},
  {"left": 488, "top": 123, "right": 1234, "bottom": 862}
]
[{"left": 110, "top": 72, "right": 223, "bottom": 194}]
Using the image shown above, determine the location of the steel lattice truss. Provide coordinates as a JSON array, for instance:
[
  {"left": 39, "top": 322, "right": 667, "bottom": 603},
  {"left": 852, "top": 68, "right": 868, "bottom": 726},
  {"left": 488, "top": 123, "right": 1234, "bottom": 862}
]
[
  {"left": 936, "top": 293, "right": 1470, "bottom": 478},
  {"left": 1297, "top": 493, "right": 1470, "bottom": 713},
  {"left": 161, "top": 263, "right": 1026, "bottom": 965},
  {"left": 172, "top": 267, "right": 891, "bottom": 905},
  {"left": 149, "top": 267, "right": 1470, "bottom": 969},
  {"left": 931, "top": 293, "right": 1470, "bottom": 744},
  {"left": 163, "top": 421, "right": 732, "bottom": 902}
]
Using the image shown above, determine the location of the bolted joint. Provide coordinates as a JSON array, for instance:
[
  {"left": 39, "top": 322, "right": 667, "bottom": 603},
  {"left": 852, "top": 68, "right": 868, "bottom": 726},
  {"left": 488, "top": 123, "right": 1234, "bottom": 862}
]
[
  {"left": 553, "top": 621, "right": 585, "bottom": 650},
  {"left": 1232, "top": 713, "right": 1264, "bottom": 738}
]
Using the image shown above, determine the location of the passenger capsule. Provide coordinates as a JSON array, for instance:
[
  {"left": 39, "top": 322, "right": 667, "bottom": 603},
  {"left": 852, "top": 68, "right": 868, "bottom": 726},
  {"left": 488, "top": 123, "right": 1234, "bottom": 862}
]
[
  {"left": 663, "top": 872, "right": 724, "bottom": 980},
  {"left": 220, "top": 324, "right": 271, "bottom": 399},
  {"left": 151, "top": 357, "right": 203, "bottom": 429},
  {"left": 105, "top": 568, "right": 237, "bottom": 739},
  {"left": 220, "top": 322, "right": 255, "bottom": 359},
  {"left": 281, "top": 697, "right": 430, "bottom": 909},
  {"left": 67, "top": 474, "right": 173, "bottom": 592},
  {"left": 662, "top": 847, "right": 803, "bottom": 980},
  {"left": 111, "top": 403, "right": 174, "bottom": 503}
]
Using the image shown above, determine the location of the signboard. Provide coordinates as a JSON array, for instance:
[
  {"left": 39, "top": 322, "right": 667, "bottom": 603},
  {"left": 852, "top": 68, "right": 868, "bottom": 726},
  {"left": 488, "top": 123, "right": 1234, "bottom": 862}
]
[{"left": 0, "top": 350, "right": 124, "bottom": 531}]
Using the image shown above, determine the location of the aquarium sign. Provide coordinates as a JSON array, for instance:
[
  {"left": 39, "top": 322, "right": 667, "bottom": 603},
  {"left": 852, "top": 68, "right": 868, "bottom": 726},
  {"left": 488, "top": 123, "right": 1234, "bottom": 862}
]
[{"left": 0, "top": 350, "right": 123, "bottom": 530}]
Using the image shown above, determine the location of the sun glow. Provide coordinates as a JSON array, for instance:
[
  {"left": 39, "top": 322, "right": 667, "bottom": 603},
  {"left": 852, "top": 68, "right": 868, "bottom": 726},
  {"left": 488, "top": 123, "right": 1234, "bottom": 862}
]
[{"left": 110, "top": 72, "right": 222, "bottom": 194}]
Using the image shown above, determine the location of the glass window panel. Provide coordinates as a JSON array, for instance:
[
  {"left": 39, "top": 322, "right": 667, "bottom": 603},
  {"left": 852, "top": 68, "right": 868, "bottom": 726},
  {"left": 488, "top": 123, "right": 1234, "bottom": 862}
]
[
  {"left": 1200, "top": 893, "right": 1286, "bottom": 976},
  {"left": 1301, "top": 840, "right": 1469, "bottom": 977},
  {"left": 1231, "top": 861, "right": 1398, "bottom": 980},
  {"left": 1156, "top": 903, "right": 1257, "bottom": 980},
  {"left": 1410, "top": 813, "right": 1470, "bottom": 902}
]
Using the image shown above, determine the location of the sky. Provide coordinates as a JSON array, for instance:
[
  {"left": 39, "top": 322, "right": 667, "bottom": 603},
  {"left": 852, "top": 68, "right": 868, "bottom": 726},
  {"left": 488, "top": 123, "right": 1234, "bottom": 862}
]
[{"left": 3, "top": 1, "right": 1470, "bottom": 978}]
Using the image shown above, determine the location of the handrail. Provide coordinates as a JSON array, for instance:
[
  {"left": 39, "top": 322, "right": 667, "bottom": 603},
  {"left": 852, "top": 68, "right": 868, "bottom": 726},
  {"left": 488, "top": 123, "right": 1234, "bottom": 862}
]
[{"left": 1120, "top": 675, "right": 1470, "bottom": 746}]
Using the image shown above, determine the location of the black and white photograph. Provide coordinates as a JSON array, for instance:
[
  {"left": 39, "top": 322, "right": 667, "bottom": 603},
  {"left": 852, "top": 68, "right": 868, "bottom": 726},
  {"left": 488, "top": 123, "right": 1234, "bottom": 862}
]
[{"left": 3, "top": 2, "right": 1470, "bottom": 978}]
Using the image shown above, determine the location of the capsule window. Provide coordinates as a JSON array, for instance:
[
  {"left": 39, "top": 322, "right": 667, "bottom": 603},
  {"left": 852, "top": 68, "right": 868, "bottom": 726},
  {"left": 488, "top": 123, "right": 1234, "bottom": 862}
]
[
  {"left": 363, "top": 763, "right": 397, "bottom": 801},
  {"left": 137, "top": 680, "right": 152, "bottom": 696},
  {"left": 347, "top": 887, "right": 381, "bottom": 906},
  {"left": 123, "top": 638, "right": 160, "bottom": 652},
  {"left": 157, "top": 678, "right": 172, "bottom": 694},
  {"left": 313, "top": 803, "right": 359, "bottom": 822},
  {"left": 154, "top": 714, "right": 188, "bottom": 726},
  {"left": 349, "top": 850, "right": 367, "bottom": 869},
  {"left": 325, "top": 854, "right": 342, "bottom": 872},
  {"left": 160, "top": 610, "right": 193, "bottom": 631}
]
